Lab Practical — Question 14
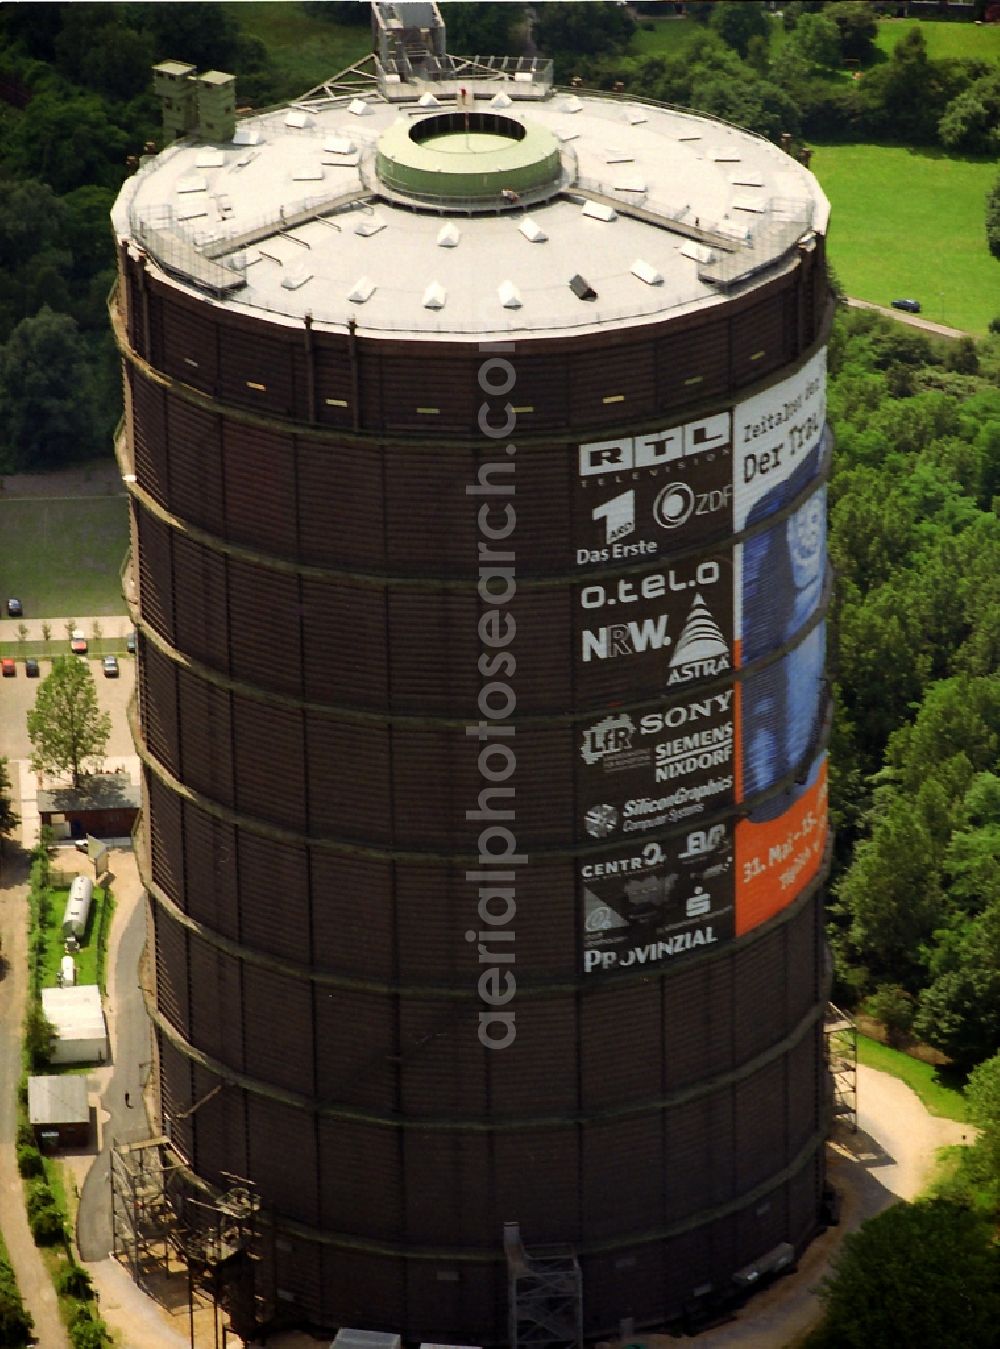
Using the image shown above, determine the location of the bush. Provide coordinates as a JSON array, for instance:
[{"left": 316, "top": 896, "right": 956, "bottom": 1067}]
[
  {"left": 16, "top": 1143, "right": 44, "bottom": 1179},
  {"left": 862, "top": 983, "right": 915, "bottom": 1044},
  {"left": 0, "top": 1254, "right": 34, "bottom": 1347},
  {"left": 58, "top": 1265, "right": 94, "bottom": 1299},
  {"left": 69, "top": 1306, "right": 106, "bottom": 1349},
  {"left": 29, "top": 1204, "right": 66, "bottom": 1245}
]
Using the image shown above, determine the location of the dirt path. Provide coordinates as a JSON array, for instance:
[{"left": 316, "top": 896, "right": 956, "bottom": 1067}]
[
  {"left": 843, "top": 296, "right": 970, "bottom": 340},
  {"left": 0, "top": 855, "right": 71, "bottom": 1349}
]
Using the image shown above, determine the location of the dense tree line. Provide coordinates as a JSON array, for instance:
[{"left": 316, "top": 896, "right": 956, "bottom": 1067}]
[
  {"left": 0, "top": 3, "right": 278, "bottom": 472},
  {"left": 824, "top": 309, "right": 1000, "bottom": 1073},
  {"left": 552, "top": 2, "right": 1000, "bottom": 150}
]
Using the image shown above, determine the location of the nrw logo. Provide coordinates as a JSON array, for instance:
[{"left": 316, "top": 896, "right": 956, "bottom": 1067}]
[
  {"left": 582, "top": 616, "right": 670, "bottom": 663},
  {"left": 581, "top": 714, "right": 636, "bottom": 765},
  {"left": 593, "top": 490, "right": 635, "bottom": 545}
]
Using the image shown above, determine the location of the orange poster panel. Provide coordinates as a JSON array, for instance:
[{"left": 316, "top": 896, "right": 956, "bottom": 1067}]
[{"left": 734, "top": 755, "right": 827, "bottom": 936}]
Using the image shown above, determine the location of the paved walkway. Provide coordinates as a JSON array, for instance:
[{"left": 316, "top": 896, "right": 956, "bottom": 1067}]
[{"left": 843, "top": 295, "right": 970, "bottom": 340}]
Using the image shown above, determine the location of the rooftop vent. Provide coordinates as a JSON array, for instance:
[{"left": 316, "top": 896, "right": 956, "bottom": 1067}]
[
  {"left": 285, "top": 110, "right": 311, "bottom": 129},
  {"left": 325, "top": 136, "right": 356, "bottom": 155},
  {"left": 348, "top": 98, "right": 371, "bottom": 117},
  {"left": 498, "top": 280, "right": 521, "bottom": 309},
  {"left": 423, "top": 281, "right": 446, "bottom": 309},
  {"left": 355, "top": 217, "right": 386, "bottom": 237},
  {"left": 233, "top": 124, "right": 263, "bottom": 147},
  {"left": 518, "top": 217, "right": 547, "bottom": 243},
  {"left": 436, "top": 222, "right": 460, "bottom": 247},
  {"left": 631, "top": 259, "right": 663, "bottom": 286},
  {"left": 281, "top": 265, "right": 313, "bottom": 291},
  {"left": 195, "top": 148, "right": 225, "bottom": 168},
  {"left": 348, "top": 276, "right": 376, "bottom": 303},
  {"left": 490, "top": 92, "right": 513, "bottom": 109},
  {"left": 582, "top": 200, "right": 616, "bottom": 223},
  {"left": 561, "top": 95, "right": 582, "bottom": 114},
  {"left": 569, "top": 274, "right": 597, "bottom": 301}
]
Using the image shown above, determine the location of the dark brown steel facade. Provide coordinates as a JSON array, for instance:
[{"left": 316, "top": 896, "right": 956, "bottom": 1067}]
[{"left": 116, "top": 223, "right": 832, "bottom": 1339}]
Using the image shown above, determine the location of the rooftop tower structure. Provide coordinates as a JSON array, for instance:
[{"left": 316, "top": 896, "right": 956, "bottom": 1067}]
[{"left": 112, "top": 13, "right": 833, "bottom": 1340}]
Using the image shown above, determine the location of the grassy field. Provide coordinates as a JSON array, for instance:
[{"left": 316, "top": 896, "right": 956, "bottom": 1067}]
[
  {"left": 857, "top": 1034, "right": 968, "bottom": 1122},
  {"left": 41, "top": 883, "right": 108, "bottom": 990},
  {"left": 0, "top": 497, "right": 128, "bottom": 618},
  {"left": 874, "top": 17, "right": 1000, "bottom": 63},
  {"left": 224, "top": 2, "right": 371, "bottom": 103},
  {"left": 809, "top": 142, "right": 998, "bottom": 336},
  {"left": 631, "top": 14, "right": 1000, "bottom": 64}
]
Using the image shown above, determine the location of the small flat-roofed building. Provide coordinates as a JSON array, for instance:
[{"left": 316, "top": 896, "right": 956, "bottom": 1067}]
[
  {"left": 41, "top": 985, "right": 108, "bottom": 1065},
  {"left": 27, "top": 1074, "right": 90, "bottom": 1150},
  {"left": 38, "top": 774, "right": 140, "bottom": 843}
]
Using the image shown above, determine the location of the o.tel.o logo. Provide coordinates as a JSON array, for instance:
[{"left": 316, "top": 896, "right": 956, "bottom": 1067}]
[{"left": 654, "top": 482, "right": 695, "bottom": 530}]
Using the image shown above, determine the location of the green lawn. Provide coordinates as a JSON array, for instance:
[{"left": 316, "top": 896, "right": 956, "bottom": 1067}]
[
  {"left": 0, "top": 497, "right": 128, "bottom": 618},
  {"left": 873, "top": 17, "right": 1000, "bottom": 63},
  {"left": 857, "top": 1034, "right": 968, "bottom": 1122},
  {"left": 809, "top": 142, "right": 998, "bottom": 336},
  {"left": 41, "top": 884, "right": 108, "bottom": 990},
  {"left": 225, "top": 2, "right": 372, "bottom": 103}
]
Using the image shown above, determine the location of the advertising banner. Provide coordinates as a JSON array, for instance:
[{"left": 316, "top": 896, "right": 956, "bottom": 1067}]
[
  {"left": 578, "top": 687, "right": 736, "bottom": 843},
  {"left": 735, "top": 753, "right": 828, "bottom": 936},
  {"left": 733, "top": 348, "right": 827, "bottom": 531},
  {"left": 575, "top": 412, "right": 733, "bottom": 568},
  {"left": 581, "top": 825, "right": 735, "bottom": 975},
  {"left": 574, "top": 551, "right": 734, "bottom": 704}
]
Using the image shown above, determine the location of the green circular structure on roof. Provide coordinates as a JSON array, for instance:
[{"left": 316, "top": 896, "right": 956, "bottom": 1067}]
[{"left": 375, "top": 110, "right": 561, "bottom": 202}]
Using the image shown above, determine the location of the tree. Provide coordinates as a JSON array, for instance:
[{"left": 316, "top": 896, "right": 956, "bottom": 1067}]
[
  {"left": 939, "top": 72, "right": 1000, "bottom": 156},
  {"left": 533, "top": 2, "right": 633, "bottom": 70},
  {"left": 914, "top": 901, "right": 1000, "bottom": 1070},
  {"left": 0, "top": 307, "right": 100, "bottom": 472},
  {"left": 0, "top": 757, "right": 18, "bottom": 847},
  {"left": 817, "top": 1199, "right": 1000, "bottom": 1348},
  {"left": 26, "top": 655, "right": 111, "bottom": 788},
  {"left": 863, "top": 983, "right": 914, "bottom": 1045},
  {"left": 824, "top": 1, "right": 878, "bottom": 63},
  {"left": 24, "top": 1003, "right": 56, "bottom": 1070},
  {"left": 709, "top": 1, "right": 770, "bottom": 61},
  {"left": 438, "top": 3, "right": 524, "bottom": 55},
  {"left": 790, "top": 12, "right": 842, "bottom": 71},
  {"left": 0, "top": 91, "right": 128, "bottom": 194},
  {"left": 986, "top": 174, "right": 1000, "bottom": 260}
]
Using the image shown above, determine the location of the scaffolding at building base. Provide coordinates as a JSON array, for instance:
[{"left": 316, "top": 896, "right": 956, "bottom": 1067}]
[
  {"left": 824, "top": 1003, "right": 858, "bottom": 1133},
  {"left": 504, "top": 1222, "right": 583, "bottom": 1349},
  {"left": 110, "top": 1135, "right": 267, "bottom": 1345}
]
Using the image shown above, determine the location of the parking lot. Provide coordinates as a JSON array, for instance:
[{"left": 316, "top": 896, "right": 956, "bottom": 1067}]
[{"left": 0, "top": 651, "right": 136, "bottom": 764}]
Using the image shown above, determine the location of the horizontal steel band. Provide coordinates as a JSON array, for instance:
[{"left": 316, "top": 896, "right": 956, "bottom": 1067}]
[
  {"left": 141, "top": 828, "right": 829, "bottom": 997},
  {"left": 111, "top": 283, "right": 834, "bottom": 452},
  {"left": 131, "top": 675, "right": 831, "bottom": 863},
  {"left": 222, "top": 1130, "right": 825, "bottom": 1265},
  {"left": 148, "top": 970, "right": 826, "bottom": 1129},
  {"left": 116, "top": 417, "right": 830, "bottom": 590}
]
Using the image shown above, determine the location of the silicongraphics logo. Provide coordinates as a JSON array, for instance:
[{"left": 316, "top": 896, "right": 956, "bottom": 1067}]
[{"left": 584, "top": 803, "right": 619, "bottom": 838}]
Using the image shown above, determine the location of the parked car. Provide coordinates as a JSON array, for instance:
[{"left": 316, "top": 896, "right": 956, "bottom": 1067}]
[
  {"left": 70, "top": 629, "right": 88, "bottom": 654},
  {"left": 102, "top": 655, "right": 119, "bottom": 677},
  {"left": 891, "top": 298, "right": 921, "bottom": 314},
  {"left": 24, "top": 658, "right": 39, "bottom": 677},
  {"left": 1, "top": 658, "right": 15, "bottom": 677},
  {"left": 126, "top": 630, "right": 137, "bottom": 654},
  {"left": 6, "top": 598, "right": 22, "bottom": 617}
]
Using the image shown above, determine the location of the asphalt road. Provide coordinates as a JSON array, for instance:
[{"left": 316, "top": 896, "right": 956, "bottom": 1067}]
[{"left": 78, "top": 851, "right": 155, "bottom": 1261}]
